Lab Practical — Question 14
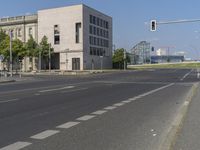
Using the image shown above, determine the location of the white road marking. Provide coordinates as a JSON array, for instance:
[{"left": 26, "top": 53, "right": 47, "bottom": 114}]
[
  {"left": 30, "top": 130, "right": 60, "bottom": 140},
  {"left": 0, "top": 99, "right": 19, "bottom": 104},
  {"left": 122, "top": 100, "right": 132, "bottom": 103},
  {"left": 77, "top": 115, "right": 95, "bottom": 121},
  {"left": 180, "top": 70, "right": 193, "bottom": 81},
  {"left": 0, "top": 141, "right": 32, "bottom": 150},
  {"left": 60, "top": 87, "right": 88, "bottom": 93},
  {"left": 39, "top": 86, "right": 75, "bottom": 93},
  {"left": 92, "top": 110, "right": 107, "bottom": 115},
  {"left": 57, "top": 121, "right": 80, "bottom": 129},
  {"left": 104, "top": 106, "right": 117, "bottom": 110},
  {"left": 114, "top": 103, "right": 125, "bottom": 107}
]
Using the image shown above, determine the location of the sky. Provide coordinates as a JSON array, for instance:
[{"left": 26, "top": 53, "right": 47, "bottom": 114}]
[{"left": 0, "top": 0, "right": 200, "bottom": 59}]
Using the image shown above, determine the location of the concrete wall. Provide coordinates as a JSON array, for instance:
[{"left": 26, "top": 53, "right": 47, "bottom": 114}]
[{"left": 38, "top": 5, "right": 84, "bottom": 70}]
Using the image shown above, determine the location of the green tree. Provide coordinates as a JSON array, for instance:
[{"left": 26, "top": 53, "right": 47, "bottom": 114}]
[
  {"left": 39, "top": 36, "right": 53, "bottom": 69},
  {"left": 25, "top": 35, "right": 38, "bottom": 57},
  {"left": 112, "top": 48, "right": 129, "bottom": 69}
]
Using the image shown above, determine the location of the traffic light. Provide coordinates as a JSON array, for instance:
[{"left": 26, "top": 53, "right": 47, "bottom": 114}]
[{"left": 150, "top": 20, "right": 157, "bottom": 31}]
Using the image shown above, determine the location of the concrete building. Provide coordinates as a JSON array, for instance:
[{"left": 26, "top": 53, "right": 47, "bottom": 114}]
[{"left": 0, "top": 4, "right": 113, "bottom": 71}]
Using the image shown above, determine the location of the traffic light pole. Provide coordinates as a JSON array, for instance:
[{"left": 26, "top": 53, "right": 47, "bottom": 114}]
[{"left": 150, "top": 19, "right": 200, "bottom": 31}]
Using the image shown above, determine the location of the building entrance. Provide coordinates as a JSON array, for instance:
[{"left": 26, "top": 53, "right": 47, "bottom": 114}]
[{"left": 72, "top": 58, "right": 80, "bottom": 70}]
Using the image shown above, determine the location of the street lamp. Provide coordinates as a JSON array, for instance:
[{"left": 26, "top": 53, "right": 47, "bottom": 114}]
[
  {"left": 49, "top": 43, "right": 51, "bottom": 74},
  {"left": 124, "top": 49, "right": 126, "bottom": 71},
  {"left": 9, "top": 30, "right": 13, "bottom": 77}
]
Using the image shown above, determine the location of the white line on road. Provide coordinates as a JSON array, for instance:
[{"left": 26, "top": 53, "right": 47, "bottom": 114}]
[
  {"left": 39, "top": 86, "right": 75, "bottom": 93},
  {"left": 30, "top": 130, "right": 60, "bottom": 140},
  {"left": 57, "top": 121, "right": 80, "bottom": 129},
  {"left": 91, "top": 110, "right": 107, "bottom": 115},
  {"left": 180, "top": 70, "right": 193, "bottom": 81},
  {"left": 77, "top": 115, "right": 95, "bottom": 121},
  {"left": 122, "top": 100, "right": 132, "bottom": 103},
  {"left": 104, "top": 106, "right": 117, "bottom": 110},
  {"left": 0, "top": 142, "right": 32, "bottom": 150},
  {"left": 113, "top": 103, "right": 125, "bottom": 107},
  {"left": 60, "top": 87, "right": 88, "bottom": 93},
  {"left": 0, "top": 99, "right": 19, "bottom": 104}
]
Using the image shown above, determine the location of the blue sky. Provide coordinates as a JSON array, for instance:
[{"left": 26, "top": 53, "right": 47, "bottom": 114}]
[{"left": 0, "top": 0, "right": 200, "bottom": 59}]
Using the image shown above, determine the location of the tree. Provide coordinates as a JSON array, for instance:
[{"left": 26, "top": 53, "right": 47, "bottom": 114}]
[
  {"left": 112, "top": 48, "right": 130, "bottom": 69},
  {"left": 25, "top": 35, "right": 38, "bottom": 57},
  {"left": 39, "top": 36, "right": 53, "bottom": 69}
]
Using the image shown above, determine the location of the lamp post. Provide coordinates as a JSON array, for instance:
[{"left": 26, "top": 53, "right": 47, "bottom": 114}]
[
  {"left": 49, "top": 44, "right": 51, "bottom": 74},
  {"left": 9, "top": 30, "right": 13, "bottom": 77},
  {"left": 124, "top": 49, "right": 126, "bottom": 71}
]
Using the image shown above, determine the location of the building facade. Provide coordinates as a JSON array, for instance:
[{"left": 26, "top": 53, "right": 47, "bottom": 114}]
[
  {"left": 130, "top": 41, "right": 151, "bottom": 64},
  {"left": 0, "top": 4, "right": 113, "bottom": 71}
]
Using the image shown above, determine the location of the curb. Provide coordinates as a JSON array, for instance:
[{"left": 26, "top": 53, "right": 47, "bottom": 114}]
[{"left": 159, "top": 82, "right": 200, "bottom": 150}]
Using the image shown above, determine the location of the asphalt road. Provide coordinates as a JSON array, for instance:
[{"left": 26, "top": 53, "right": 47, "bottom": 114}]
[{"left": 0, "top": 69, "right": 199, "bottom": 150}]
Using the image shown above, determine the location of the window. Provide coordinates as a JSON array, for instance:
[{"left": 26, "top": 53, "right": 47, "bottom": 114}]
[
  {"left": 106, "top": 22, "right": 109, "bottom": 29},
  {"left": 94, "top": 37, "right": 96, "bottom": 45},
  {"left": 97, "top": 28, "right": 99, "bottom": 36},
  {"left": 54, "top": 36, "right": 60, "bottom": 45},
  {"left": 90, "top": 47, "right": 93, "bottom": 55},
  {"left": 54, "top": 25, "right": 60, "bottom": 45},
  {"left": 93, "top": 26, "right": 96, "bottom": 35},
  {"left": 76, "top": 23, "right": 81, "bottom": 43},
  {"left": 100, "top": 19, "right": 103, "bottom": 27},
  {"left": 29, "top": 28, "right": 33, "bottom": 36},
  {"left": 18, "top": 28, "right": 22, "bottom": 37},
  {"left": 93, "top": 16, "right": 96, "bottom": 24},
  {"left": 90, "top": 15, "right": 93, "bottom": 24},
  {"left": 97, "top": 18, "right": 100, "bottom": 26},
  {"left": 89, "top": 25, "right": 93, "bottom": 34}
]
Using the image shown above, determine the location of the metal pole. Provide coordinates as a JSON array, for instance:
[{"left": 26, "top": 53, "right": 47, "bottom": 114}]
[
  {"left": 100, "top": 56, "right": 103, "bottom": 71},
  {"left": 49, "top": 44, "right": 51, "bottom": 73},
  {"left": 39, "top": 46, "right": 41, "bottom": 72},
  {"left": 9, "top": 30, "right": 13, "bottom": 77},
  {"left": 124, "top": 49, "right": 126, "bottom": 71}
]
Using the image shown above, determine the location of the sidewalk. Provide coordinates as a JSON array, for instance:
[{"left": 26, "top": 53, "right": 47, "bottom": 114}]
[{"left": 173, "top": 82, "right": 200, "bottom": 150}]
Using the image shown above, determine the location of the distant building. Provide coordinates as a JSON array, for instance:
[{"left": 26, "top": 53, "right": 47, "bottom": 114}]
[
  {"left": 130, "top": 41, "right": 151, "bottom": 64},
  {"left": 0, "top": 4, "right": 113, "bottom": 71},
  {"left": 156, "top": 48, "right": 167, "bottom": 56},
  {"left": 151, "top": 55, "right": 184, "bottom": 63}
]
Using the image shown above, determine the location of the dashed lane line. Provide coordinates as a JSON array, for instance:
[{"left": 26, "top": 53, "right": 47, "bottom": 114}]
[
  {"left": 104, "top": 106, "right": 117, "bottom": 110},
  {"left": 39, "top": 86, "right": 75, "bottom": 93},
  {"left": 91, "top": 110, "right": 107, "bottom": 115},
  {"left": 0, "top": 83, "right": 175, "bottom": 150},
  {"left": 113, "top": 103, "right": 125, "bottom": 107},
  {"left": 0, "top": 98, "right": 19, "bottom": 104},
  {"left": 30, "top": 130, "right": 60, "bottom": 140},
  {"left": 76, "top": 115, "right": 96, "bottom": 121},
  {"left": 57, "top": 121, "right": 80, "bottom": 129},
  {"left": 0, "top": 142, "right": 32, "bottom": 150}
]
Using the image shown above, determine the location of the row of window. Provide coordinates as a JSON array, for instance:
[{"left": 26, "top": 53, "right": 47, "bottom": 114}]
[
  {"left": 89, "top": 25, "right": 109, "bottom": 39},
  {"left": 54, "top": 23, "right": 82, "bottom": 45},
  {"left": 90, "top": 15, "right": 109, "bottom": 29},
  {"left": 90, "top": 47, "right": 106, "bottom": 56},
  {"left": 89, "top": 36, "right": 109, "bottom": 48},
  {"left": 8, "top": 27, "right": 33, "bottom": 38}
]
